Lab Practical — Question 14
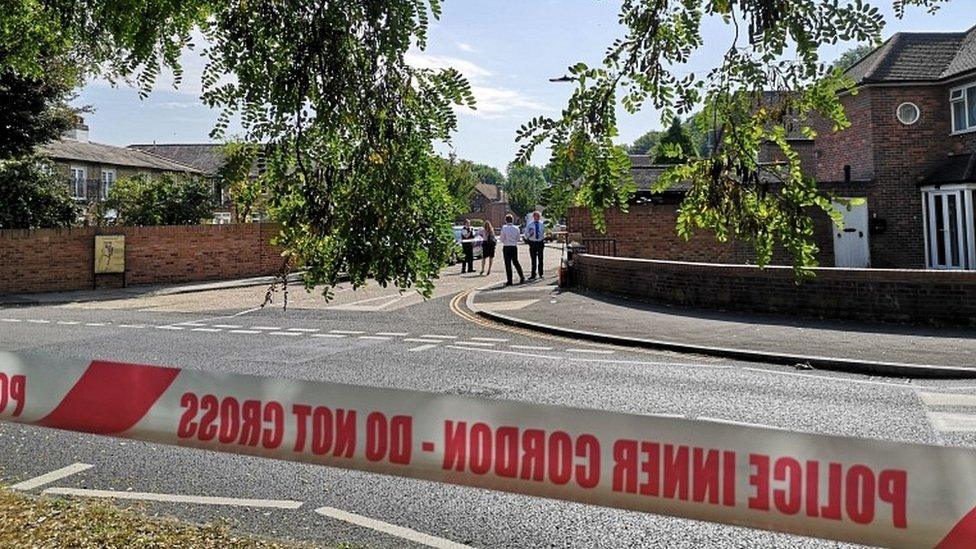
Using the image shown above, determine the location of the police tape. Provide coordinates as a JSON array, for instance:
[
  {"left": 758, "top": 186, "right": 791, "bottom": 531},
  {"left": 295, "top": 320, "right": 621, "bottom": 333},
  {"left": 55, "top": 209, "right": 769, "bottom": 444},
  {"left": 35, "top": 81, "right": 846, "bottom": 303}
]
[{"left": 0, "top": 350, "right": 974, "bottom": 548}]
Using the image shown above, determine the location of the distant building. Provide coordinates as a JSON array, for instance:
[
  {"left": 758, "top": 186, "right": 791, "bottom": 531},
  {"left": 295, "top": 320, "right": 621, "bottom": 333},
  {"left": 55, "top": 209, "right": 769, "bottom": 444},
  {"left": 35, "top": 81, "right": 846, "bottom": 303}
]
[
  {"left": 40, "top": 117, "right": 201, "bottom": 203},
  {"left": 460, "top": 183, "right": 509, "bottom": 228}
]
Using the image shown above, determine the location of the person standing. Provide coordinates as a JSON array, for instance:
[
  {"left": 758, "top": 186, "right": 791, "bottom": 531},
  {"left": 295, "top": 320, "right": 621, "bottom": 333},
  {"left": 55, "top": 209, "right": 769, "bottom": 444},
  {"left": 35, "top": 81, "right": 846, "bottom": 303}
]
[
  {"left": 500, "top": 214, "right": 525, "bottom": 286},
  {"left": 460, "top": 219, "right": 475, "bottom": 274},
  {"left": 525, "top": 210, "right": 545, "bottom": 279},
  {"left": 479, "top": 221, "right": 497, "bottom": 276}
]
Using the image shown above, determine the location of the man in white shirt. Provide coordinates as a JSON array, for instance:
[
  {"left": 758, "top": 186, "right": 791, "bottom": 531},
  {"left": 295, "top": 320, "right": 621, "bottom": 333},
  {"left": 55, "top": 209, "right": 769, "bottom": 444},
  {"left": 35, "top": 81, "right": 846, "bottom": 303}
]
[
  {"left": 524, "top": 210, "right": 545, "bottom": 279},
  {"left": 499, "top": 214, "right": 525, "bottom": 286}
]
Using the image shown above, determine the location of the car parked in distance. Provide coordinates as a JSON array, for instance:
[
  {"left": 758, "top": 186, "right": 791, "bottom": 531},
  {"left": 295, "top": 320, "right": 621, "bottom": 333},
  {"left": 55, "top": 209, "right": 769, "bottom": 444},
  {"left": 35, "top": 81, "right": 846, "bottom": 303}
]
[{"left": 450, "top": 225, "right": 483, "bottom": 264}]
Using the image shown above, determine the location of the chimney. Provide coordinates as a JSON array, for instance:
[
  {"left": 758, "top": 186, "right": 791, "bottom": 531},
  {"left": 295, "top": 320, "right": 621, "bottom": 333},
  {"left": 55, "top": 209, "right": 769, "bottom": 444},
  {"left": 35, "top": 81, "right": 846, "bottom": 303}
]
[
  {"left": 496, "top": 185, "right": 501, "bottom": 201},
  {"left": 64, "top": 115, "right": 89, "bottom": 142}
]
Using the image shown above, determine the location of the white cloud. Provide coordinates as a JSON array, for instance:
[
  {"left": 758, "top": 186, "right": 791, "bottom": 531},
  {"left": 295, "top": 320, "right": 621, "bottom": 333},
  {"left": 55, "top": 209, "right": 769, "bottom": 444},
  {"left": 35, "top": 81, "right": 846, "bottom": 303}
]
[
  {"left": 404, "top": 51, "right": 493, "bottom": 82},
  {"left": 456, "top": 41, "right": 475, "bottom": 53}
]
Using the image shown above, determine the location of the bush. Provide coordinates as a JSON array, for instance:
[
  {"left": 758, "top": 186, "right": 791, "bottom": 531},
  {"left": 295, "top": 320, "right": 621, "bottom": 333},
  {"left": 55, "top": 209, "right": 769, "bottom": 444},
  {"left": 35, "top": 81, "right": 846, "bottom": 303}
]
[
  {"left": 0, "top": 157, "right": 78, "bottom": 229},
  {"left": 108, "top": 173, "right": 214, "bottom": 226}
]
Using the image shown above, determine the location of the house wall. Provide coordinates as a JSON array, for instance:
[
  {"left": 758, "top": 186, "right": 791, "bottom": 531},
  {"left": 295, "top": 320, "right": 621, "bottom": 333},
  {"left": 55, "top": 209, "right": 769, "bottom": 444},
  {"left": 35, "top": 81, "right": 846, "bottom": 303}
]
[
  {"left": 460, "top": 191, "right": 509, "bottom": 229},
  {"left": 0, "top": 223, "right": 284, "bottom": 295}
]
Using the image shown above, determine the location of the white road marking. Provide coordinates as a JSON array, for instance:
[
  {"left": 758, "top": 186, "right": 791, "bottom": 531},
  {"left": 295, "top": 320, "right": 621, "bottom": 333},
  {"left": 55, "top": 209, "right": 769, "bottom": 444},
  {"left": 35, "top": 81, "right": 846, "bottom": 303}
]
[
  {"left": 10, "top": 463, "right": 93, "bottom": 491},
  {"left": 330, "top": 294, "right": 408, "bottom": 312},
  {"left": 403, "top": 338, "right": 442, "bottom": 344},
  {"left": 742, "top": 367, "right": 920, "bottom": 390},
  {"left": 191, "top": 327, "right": 222, "bottom": 332},
  {"left": 178, "top": 322, "right": 207, "bottom": 327},
  {"left": 85, "top": 323, "right": 107, "bottom": 327},
  {"left": 56, "top": 321, "right": 80, "bottom": 325},
  {"left": 421, "top": 334, "right": 457, "bottom": 339},
  {"left": 314, "top": 506, "right": 470, "bottom": 549},
  {"left": 43, "top": 487, "right": 304, "bottom": 509},
  {"left": 696, "top": 416, "right": 784, "bottom": 430},
  {"left": 232, "top": 307, "right": 263, "bottom": 317},
  {"left": 409, "top": 344, "right": 439, "bottom": 352},
  {"left": 1, "top": 318, "right": 22, "bottom": 323},
  {"left": 447, "top": 345, "right": 732, "bottom": 370},
  {"left": 26, "top": 319, "right": 50, "bottom": 324},
  {"left": 566, "top": 348, "right": 615, "bottom": 355},
  {"left": 926, "top": 411, "right": 976, "bottom": 432},
  {"left": 359, "top": 335, "right": 392, "bottom": 341},
  {"left": 269, "top": 331, "right": 302, "bottom": 337},
  {"left": 156, "top": 326, "right": 184, "bottom": 331},
  {"left": 229, "top": 329, "right": 261, "bottom": 334},
  {"left": 453, "top": 341, "right": 495, "bottom": 347},
  {"left": 252, "top": 326, "right": 281, "bottom": 330},
  {"left": 376, "top": 332, "right": 409, "bottom": 337},
  {"left": 312, "top": 333, "right": 346, "bottom": 339},
  {"left": 330, "top": 330, "right": 365, "bottom": 335},
  {"left": 212, "top": 324, "right": 243, "bottom": 329},
  {"left": 509, "top": 345, "right": 553, "bottom": 351},
  {"left": 918, "top": 392, "right": 976, "bottom": 407},
  {"left": 470, "top": 337, "right": 508, "bottom": 342},
  {"left": 118, "top": 324, "right": 147, "bottom": 329},
  {"left": 287, "top": 328, "right": 320, "bottom": 333}
]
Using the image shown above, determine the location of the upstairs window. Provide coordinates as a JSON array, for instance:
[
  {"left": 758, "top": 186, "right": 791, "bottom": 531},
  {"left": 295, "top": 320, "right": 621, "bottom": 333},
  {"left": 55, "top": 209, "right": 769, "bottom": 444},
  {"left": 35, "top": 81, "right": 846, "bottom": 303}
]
[{"left": 951, "top": 83, "right": 976, "bottom": 133}]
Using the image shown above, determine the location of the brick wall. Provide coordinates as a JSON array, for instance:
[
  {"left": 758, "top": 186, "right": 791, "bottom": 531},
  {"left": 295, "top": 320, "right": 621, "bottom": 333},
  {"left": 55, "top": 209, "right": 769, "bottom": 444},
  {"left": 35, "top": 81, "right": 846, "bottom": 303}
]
[
  {"left": 573, "top": 254, "right": 976, "bottom": 325},
  {"left": 0, "top": 223, "right": 284, "bottom": 295}
]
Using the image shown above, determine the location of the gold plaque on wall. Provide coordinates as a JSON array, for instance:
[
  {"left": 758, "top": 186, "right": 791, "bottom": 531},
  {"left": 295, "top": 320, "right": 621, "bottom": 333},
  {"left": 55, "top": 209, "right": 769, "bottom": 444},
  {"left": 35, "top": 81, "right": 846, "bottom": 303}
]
[{"left": 94, "top": 235, "right": 125, "bottom": 274}]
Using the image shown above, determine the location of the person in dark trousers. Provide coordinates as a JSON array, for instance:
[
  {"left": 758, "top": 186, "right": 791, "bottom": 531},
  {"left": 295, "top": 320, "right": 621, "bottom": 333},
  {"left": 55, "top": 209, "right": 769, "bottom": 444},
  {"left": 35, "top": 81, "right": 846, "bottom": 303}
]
[
  {"left": 479, "top": 221, "right": 497, "bottom": 276},
  {"left": 525, "top": 210, "right": 545, "bottom": 279},
  {"left": 500, "top": 214, "right": 525, "bottom": 286},
  {"left": 460, "top": 219, "right": 475, "bottom": 274}
]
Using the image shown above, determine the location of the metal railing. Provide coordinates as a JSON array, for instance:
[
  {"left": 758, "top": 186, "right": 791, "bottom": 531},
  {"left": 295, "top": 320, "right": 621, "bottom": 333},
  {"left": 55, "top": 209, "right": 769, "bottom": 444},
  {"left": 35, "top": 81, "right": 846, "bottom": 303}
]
[{"left": 577, "top": 237, "right": 617, "bottom": 257}]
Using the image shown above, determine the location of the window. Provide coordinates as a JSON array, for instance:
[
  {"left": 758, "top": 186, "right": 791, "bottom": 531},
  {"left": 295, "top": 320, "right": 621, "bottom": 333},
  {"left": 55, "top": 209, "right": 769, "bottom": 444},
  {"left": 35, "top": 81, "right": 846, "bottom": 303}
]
[
  {"left": 950, "top": 83, "right": 976, "bottom": 133},
  {"left": 70, "top": 167, "right": 86, "bottom": 199},
  {"left": 100, "top": 169, "right": 116, "bottom": 201},
  {"left": 896, "top": 102, "right": 920, "bottom": 125},
  {"left": 213, "top": 212, "right": 232, "bottom": 225}
]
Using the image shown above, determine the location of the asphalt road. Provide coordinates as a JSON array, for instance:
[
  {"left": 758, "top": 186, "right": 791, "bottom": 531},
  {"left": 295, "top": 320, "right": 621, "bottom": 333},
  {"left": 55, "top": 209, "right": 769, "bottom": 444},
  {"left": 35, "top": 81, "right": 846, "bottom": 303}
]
[{"left": 2, "top": 247, "right": 976, "bottom": 548}]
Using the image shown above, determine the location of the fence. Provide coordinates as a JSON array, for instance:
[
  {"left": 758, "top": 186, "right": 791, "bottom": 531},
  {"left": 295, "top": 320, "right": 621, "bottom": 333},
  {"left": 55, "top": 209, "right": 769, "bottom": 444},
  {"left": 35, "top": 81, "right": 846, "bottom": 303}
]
[{"left": 578, "top": 238, "right": 617, "bottom": 257}]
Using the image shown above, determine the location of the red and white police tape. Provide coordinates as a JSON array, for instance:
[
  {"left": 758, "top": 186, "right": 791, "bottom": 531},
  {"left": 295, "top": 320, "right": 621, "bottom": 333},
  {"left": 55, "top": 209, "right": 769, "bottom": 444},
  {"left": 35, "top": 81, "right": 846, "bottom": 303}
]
[{"left": 1, "top": 351, "right": 975, "bottom": 548}]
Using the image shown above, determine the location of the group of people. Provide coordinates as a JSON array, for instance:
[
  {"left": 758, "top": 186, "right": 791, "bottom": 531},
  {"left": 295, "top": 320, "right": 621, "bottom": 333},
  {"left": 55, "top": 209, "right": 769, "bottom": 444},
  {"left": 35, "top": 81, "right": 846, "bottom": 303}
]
[{"left": 459, "top": 211, "right": 546, "bottom": 286}]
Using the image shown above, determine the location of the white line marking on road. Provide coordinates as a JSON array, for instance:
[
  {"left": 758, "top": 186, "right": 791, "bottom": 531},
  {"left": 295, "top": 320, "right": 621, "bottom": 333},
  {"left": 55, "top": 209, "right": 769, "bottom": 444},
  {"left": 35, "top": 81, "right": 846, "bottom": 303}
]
[
  {"left": 10, "top": 463, "right": 93, "bottom": 491},
  {"left": 269, "top": 331, "right": 302, "bottom": 337},
  {"left": 85, "top": 323, "right": 107, "bottom": 327},
  {"left": 359, "top": 335, "right": 392, "bottom": 341},
  {"left": 447, "top": 345, "right": 732, "bottom": 370},
  {"left": 403, "top": 338, "right": 441, "bottom": 344},
  {"left": 179, "top": 322, "right": 207, "bottom": 326},
  {"left": 696, "top": 416, "right": 784, "bottom": 430},
  {"left": 118, "top": 324, "right": 147, "bottom": 329},
  {"left": 926, "top": 411, "right": 976, "bottom": 432},
  {"left": 229, "top": 329, "right": 261, "bottom": 334},
  {"left": 409, "top": 344, "right": 439, "bottom": 352},
  {"left": 212, "top": 324, "right": 243, "bottom": 329},
  {"left": 312, "top": 333, "right": 346, "bottom": 339},
  {"left": 43, "top": 487, "right": 304, "bottom": 509},
  {"left": 470, "top": 337, "right": 508, "bottom": 342},
  {"left": 287, "top": 328, "right": 320, "bottom": 332},
  {"left": 1, "top": 319, "right": 22, "bottom": 323},
  {"left": 252, "top": 326, "right": 281, "bottom": 330},
  {"left": 26, "top": 319, "right": 50, "bottom": 324},
  {"left": 421, "top": 334, "right": 457, "bottom": 339},
  {"left": 453, "top": 341, "right": 495, "bottom": 347},
  {"left": 156, "top": 326, "right": 184, "bottom": 331},
  {"left": 190, "top": 328, "right": 222, "bottom": 332},
  {"left": 232, "top": 307, "right": 263, "bottom": 317},
  {"left": 314, "top": 506, "right": 470, "bottom": 549},
  {"left": 56, "top": 321, "right": 79, "bottom": 325},
  {"left": 509, "top": 345, "right": 553, "bottom": 351},
  {"left": 330, "top": 330, "right": 365, "bottom": 335},
  {"left": 741, "top": 367, "right": 920, "bottom": 390},
  {"left": 376, "top": 332, "right": 409, "bottom": 337},
  {"left": 918, "top": 392, "right": 976, "bottom": 407},
  {"left": 566, "top": 348, "right": 615, "bottom": 354}
]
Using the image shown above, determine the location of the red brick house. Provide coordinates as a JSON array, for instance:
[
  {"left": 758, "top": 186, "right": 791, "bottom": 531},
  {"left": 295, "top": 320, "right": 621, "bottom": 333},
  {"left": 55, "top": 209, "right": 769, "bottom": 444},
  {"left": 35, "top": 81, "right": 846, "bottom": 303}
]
[
  {"left": 570, "top": 24, "right": 976, "bottom": 270},
  {"left": 459, "top": 183, "right": 509, "bottom": 229}
]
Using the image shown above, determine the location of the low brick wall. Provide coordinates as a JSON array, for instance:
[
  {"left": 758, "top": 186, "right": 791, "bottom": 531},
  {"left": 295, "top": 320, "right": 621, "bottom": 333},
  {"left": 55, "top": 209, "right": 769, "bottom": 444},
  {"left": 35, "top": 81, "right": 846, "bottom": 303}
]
[
  {"left": 0, "top": 223, "right": 284, "bottom": 295},
  {"left": 573, "top": 254, "right": 976, "bottom": 325}
]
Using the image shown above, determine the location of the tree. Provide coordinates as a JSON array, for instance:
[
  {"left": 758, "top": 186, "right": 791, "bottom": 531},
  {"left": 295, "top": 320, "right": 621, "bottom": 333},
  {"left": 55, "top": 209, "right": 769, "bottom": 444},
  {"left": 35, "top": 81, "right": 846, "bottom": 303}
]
[
  {"left": 505, "top": 163, "right": 547, "bottom": 219},
  {"left": 627, "top": 130, "right": 662, "bottom": 155},
  {"left": 471, "top": 163, "right": 505, "bottom": 187},
  {"left": 832, "top": 44, "right": 878, "bottom": 72},
  {"left": 653, "top": 117, "right": 697, "bottom": 164},
  {"left": 216, "top": 140, "right": 262, "bottom": 223},
  {"left": 0, "top": 157, "right": 78, "bottom": 229},
  {"left": 516, "top": 0, "right": 947, "bottom": 273},
  {"left": 0, "top": 66, "right": 77, "bottom": 161},
  {"left": 107, "top": 173, "right": 214, "bottom": 226},
  {"left": 439, "top": 154, "right": 478, "bottom": 217}
]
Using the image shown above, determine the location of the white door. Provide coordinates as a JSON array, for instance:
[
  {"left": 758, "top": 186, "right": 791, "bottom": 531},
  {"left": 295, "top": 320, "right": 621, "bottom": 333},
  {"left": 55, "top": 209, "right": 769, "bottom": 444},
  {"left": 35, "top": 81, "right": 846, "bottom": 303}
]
[
  {"left": 924, "top": 189, "right": 974, "bottom": 270},
  {"left": 832, "top": 200, "right": 870, "bottom": 268}
]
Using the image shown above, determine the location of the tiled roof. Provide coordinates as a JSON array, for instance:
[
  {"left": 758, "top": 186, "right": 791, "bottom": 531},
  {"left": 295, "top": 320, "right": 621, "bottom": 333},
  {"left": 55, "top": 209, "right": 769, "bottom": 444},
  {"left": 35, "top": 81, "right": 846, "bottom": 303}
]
[
  {"left": 921, "top": 153, "right": 976, "bottom": 184},
  {"left": 846, "top": 25, "right": 976, "bottom": 84},
  {"left": 39, "top": 139, "right": 201, "bottom": 173},
  {"left": 474, "top": 182, "right": 507, "bottom": 203},
  {"left": 129, "top": 143, "right": 262, "bottom": 178}
]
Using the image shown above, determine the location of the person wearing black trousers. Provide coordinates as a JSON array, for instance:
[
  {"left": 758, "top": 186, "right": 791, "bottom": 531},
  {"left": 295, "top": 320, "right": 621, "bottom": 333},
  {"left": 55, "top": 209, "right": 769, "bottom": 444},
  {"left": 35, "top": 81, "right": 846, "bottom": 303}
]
[
  {"left": 525, "top": 210, "right": 545, "bottom": 279},
  {"left": 500, "top": 214, "right": 525, "bottom": 286},
  {"left": 460, "top": 219, "right": 475, "bottom": 274}
]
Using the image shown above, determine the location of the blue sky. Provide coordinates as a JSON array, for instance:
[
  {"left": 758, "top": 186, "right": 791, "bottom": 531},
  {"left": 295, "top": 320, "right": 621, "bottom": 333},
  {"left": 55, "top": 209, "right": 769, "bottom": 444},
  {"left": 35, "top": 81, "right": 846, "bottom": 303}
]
[{"left": 76, "top": 1, "right": 974, "bottom": 171}]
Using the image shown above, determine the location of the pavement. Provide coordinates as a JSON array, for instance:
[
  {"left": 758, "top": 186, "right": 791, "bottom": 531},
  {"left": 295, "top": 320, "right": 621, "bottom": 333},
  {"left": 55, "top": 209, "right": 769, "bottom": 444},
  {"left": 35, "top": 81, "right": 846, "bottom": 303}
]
[
  {"left": 468, "top": 278, "right": 976, "bottom": 378},
  {"left": 3, "top": 244, "right": 976, "bottom": 547}
]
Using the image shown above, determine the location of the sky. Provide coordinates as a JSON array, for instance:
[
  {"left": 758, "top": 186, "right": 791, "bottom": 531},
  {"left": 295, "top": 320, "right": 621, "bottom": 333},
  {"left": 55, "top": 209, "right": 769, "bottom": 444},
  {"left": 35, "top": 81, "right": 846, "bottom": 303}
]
[{"left": 75, "top": 0, "right": 975, "bottom": 171}]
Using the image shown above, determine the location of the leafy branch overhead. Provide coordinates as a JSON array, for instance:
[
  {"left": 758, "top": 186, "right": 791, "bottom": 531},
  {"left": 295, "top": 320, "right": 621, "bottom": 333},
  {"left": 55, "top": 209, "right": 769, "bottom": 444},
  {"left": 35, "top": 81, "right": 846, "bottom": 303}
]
[{"left": 517, "top": 0, "right": 947, "bottom": 272}]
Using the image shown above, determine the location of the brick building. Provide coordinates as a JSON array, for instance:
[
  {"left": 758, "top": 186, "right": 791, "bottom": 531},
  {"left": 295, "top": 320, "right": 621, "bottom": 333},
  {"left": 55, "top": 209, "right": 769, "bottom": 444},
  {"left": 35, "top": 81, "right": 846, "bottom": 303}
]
[
  {"left": 459, "top": 183, "right": 509, "bottom": 229},
  {"left": 570, "top": 24, "right": 976, "bottom": 270}
]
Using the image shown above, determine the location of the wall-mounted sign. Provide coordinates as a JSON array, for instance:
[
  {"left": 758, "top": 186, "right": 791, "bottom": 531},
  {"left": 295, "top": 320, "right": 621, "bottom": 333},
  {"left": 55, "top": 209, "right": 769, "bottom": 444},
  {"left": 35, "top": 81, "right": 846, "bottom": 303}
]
[{"left": 94, "top": 235, "right": 125, "bottom": 274}]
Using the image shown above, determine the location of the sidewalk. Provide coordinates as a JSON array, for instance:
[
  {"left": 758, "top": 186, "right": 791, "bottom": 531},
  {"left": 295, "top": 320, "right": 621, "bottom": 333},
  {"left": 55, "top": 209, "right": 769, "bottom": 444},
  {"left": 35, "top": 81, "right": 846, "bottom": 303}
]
[
  {"left": 467, "top": 277, "right": 976, "bottom": 378},
  {"left": 0, "top": 273, "right": 305, "bottom": 307}
]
